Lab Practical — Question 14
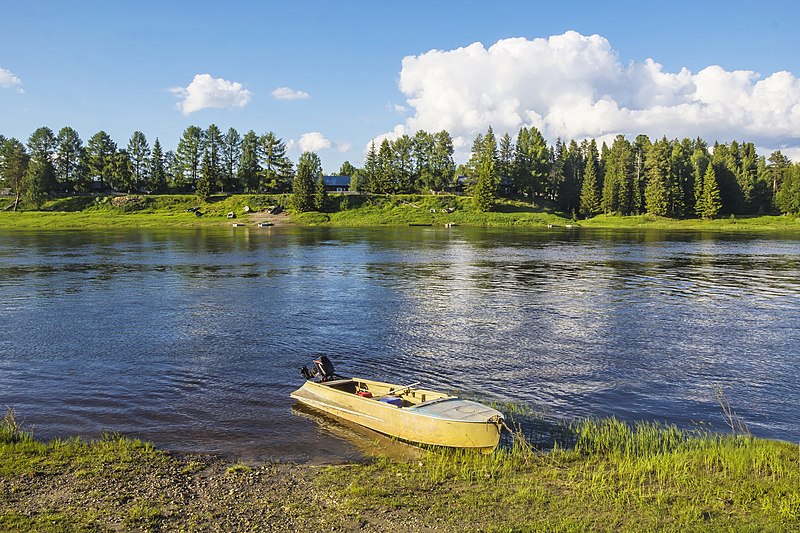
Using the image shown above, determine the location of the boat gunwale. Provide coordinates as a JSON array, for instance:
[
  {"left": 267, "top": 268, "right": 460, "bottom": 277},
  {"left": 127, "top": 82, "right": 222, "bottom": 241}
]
[{"left": 295, "top": 379, "right": 504, "bottom": 425}]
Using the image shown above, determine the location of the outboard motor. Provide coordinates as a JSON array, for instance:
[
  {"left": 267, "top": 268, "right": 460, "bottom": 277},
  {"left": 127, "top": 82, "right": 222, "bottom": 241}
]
[
  {"left": 313, "top": 355, "right": 336, "bottom": 381},
  {"left": 300, "top": 355, "right": 338, "bottom": 381}
]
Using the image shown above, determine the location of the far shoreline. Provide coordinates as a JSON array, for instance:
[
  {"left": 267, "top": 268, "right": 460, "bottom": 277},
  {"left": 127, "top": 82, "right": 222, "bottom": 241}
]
[{"left": 1, "top": 193, "right": 799, "bottom": 232}]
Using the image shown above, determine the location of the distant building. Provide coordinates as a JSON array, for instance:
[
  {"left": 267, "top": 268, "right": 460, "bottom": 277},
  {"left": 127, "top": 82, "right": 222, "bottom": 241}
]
[{"left": 322, "top": 175, "right": 351, "bottom": 192}]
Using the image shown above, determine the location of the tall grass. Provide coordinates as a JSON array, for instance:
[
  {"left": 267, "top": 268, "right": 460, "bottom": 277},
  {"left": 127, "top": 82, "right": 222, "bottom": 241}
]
[{"left": 0, "top": 407, "right": 31, "bottom": 444}]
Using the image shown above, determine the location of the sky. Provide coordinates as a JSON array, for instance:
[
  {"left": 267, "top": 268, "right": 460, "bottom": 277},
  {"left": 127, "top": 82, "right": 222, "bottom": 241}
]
[{"left": 2, "top": 0, "right": 800, "bottom": 172}]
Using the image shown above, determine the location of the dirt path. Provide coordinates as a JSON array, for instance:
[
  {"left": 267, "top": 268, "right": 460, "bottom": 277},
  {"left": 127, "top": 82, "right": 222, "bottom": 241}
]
[
  {"left": 245, "top": 210, "right": 292, "bottom": 226},
  {"left": 1, "top": 455, "right": 344, "bottom": 531}
]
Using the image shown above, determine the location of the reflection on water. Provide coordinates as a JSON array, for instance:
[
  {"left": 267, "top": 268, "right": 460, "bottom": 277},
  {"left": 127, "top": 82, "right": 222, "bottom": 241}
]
[{"left": 0, "top": 226, "right": 797, "bottom": 462}]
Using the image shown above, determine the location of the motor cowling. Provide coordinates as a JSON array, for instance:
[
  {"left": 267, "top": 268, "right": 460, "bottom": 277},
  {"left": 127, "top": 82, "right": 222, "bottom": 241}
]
[{"left": 313, "top": 355, "right": 336, "bottom": 381}]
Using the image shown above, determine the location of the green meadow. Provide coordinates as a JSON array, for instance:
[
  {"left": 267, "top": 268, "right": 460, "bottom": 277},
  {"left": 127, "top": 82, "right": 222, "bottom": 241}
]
[{"left": 2, "top": 193, "right": 799, "bottom": 231}]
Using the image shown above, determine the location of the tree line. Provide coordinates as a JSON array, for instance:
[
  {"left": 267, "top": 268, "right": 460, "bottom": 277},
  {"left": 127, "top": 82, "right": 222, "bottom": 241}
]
[
  {"left": 463, "top": 127, "right": 800, "bottom": 216},
  {"left": 1, "top": 124, "right": 799, "bottom": 216}
]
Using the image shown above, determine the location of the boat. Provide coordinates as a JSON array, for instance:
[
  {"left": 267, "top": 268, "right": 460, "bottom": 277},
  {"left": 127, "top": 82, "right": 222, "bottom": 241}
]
[{"left": 290, "top": 356, "right": 505, "bottom": 452}]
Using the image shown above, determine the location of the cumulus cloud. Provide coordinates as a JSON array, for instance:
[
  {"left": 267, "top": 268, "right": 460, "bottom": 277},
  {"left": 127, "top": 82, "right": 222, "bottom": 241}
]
[
  {"left": 272, "top": 86, "right": 310, "bottom": 100},
  {"left": 170, "top": 74, "right": 252, "bottom": 114},
  {"left": 385, "top": 31, "right": 800, "bottom": 158},
  {"left": 336, "top": 141, "right": 352, "bottom": 153},
  {"left": 298, "top": 131, "right": 332, "bottom": 152},
  {"left": 0, "top": 67, "right": 24, "bottom": 93}
]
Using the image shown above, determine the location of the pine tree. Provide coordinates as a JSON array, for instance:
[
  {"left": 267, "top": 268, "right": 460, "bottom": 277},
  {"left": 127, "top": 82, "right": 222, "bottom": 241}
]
[
  {"left": 259, "top": 132, "right": 293, "bottom": 192},
  {"left": 498, "top": 132, "right": 514, "bottom": 189},
  {"left": 700, "top": 163, "right": 722, "bottom": 218},
  {"left": 0, "top": 138, "right": 29, "bottom": 210},
  {"left": 411, "top": 130, "right": 434, "bottom": 191},
  {"left": 292, "top": 151, "right": 321, "bottom": 212},
  {"left": 431, "top": 130, "right": 455, "bottom": 191},
  {"left": 221, "top": 127, "right": 242, "bottom": 192},
  {"left": 767, "top": 151, "right": 790, "bottom": 210},
  {"left": 55, "top": 127, "right": 85, "bottom": 193},
  {"left": 110, "top": 149, "right": 134, "bottom": 192},
  {"left": 238, "top": 130, "right": 260, "bottom": 192},
  {"left": 127, "top": 131, "right": 150, "bottom": 192},
  {"left": 85, "top": 131, "right": 117, "bottom": 191},
  {"left": 26, "top": 127, "right": 57, "bottom": 194},
  {"left": 579, "top": 140, "right": 601, "bottom": 217},
  {"left": 175, "top": 126, "right": 203, "bottom": 191},
  {"left": 149, "top": 138, "right": 167, "bottom": 193},
  {"left": 558, "top": 139, "right": 583, "bottom": 213}
]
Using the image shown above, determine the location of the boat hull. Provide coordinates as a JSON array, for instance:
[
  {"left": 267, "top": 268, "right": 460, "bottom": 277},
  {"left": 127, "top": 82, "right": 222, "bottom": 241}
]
[{"left": 290, "top": 378, "right": 503, "bottom": 451}]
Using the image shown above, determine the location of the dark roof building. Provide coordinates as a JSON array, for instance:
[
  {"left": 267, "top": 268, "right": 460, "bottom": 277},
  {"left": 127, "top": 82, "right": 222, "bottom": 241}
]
[{"left": 322, "top": 175, "right": 351, "bottom": 191}]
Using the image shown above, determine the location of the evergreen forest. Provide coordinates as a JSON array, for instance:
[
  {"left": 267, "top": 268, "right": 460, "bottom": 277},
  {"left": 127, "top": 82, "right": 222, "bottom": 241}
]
[{"left": 2, "top": 124, "right": 799, "bottom": 217}]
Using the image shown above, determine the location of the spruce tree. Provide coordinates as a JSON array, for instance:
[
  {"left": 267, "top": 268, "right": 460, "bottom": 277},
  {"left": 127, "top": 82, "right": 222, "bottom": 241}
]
[
  {"left": 775, "top": 163, "right": 800, "bottom": 214},
  {"left": 196, "top": 149, "right": 213, "bottom": 201},
  {"left": 363, "top": 141, "right": 378, "bottom": 193},
  {"left": 700, "top": 164, "right": 722, "bottom": 218},
  {"left": 691, "top": 148, "right": 710, "bottom": 217},
  {"left": 473, "top": 127, "right": 498, "bottom": 212},
  {"left": 314, "top": 173, "right": 328, "bottom": 212},
  {"left": 579, "top": 140, "right": 601, "bottom": 217},
  {"left": 644, "top": 139, "right": 671, "bottom": 216}
]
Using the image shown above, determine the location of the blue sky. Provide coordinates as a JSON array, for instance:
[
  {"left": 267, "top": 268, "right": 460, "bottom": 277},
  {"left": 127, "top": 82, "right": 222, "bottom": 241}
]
[{"left": 2, "top": 1, "right": 799, "bottom": 171}]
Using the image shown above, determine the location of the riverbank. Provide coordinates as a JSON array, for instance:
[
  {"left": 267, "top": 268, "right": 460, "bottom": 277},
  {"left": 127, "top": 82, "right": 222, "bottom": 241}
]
[
  {"left": 2, "top": 414, "right": 797, "bottom": 531},
  {"left": 2, "top": 193, "right": 799, "bottom": 231}
]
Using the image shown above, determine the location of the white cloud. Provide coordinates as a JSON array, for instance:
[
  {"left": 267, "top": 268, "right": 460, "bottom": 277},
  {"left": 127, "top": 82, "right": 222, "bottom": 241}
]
[
  {"left": 386, "top": 31, "right": 800, "bottom": 159},
  {"left": 272, "top": 86, "right": 310, "bottom": 100},
  {"left": 170, "top": 74, "right": 252, "bottom": 114},
  {"left": 298, "top": 131, "right": 332, "bottom": 152},
  {"left": 336, "top": 141, "right": 352, "bottom": 153},
  {"left": 0, "top": 67, "right": 24, "bottom": 93}
]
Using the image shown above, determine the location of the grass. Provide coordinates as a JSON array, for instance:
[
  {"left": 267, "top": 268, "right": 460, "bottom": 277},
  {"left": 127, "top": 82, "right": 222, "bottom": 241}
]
[
  {"left": 2, "top": 192, "right": 800, "bottom": 232},
  {"left": 0, "top": 193, "right": 288, "bottom": 228},
  {"left": 581, "top": 213, "right": 800, "bottom": 232},
  {"left": 295, "top": 194, "right": 572, "bottom": 227},
  {"left": 318, "top": 418, "right": 799, "bottom": 531},
  {"left": 1, "top": 406, "right": 797, "bottom": 531}
]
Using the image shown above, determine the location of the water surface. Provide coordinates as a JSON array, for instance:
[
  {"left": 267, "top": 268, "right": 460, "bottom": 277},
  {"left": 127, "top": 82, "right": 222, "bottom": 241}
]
[{"left": 0, "top": 226, "right": 797, "bottom": 462}]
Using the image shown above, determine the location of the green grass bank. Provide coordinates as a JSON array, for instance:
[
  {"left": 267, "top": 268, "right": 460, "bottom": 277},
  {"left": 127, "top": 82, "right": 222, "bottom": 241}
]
[
  {"left": 2, "top": 193, "right": 800, "bottom": 231},
  {"left": 1, "top": 411, "right": 797, "bottom": 531}
]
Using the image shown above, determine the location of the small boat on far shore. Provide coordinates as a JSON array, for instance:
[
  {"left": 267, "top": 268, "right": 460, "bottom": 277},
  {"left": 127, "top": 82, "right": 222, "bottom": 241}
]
[{"left": 290, "top": 356, "right": 505, "bottom": 452}]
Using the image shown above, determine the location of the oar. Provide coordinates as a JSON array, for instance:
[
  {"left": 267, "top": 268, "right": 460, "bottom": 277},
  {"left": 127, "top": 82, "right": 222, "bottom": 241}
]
[{"left": 388, "top": 382, "right": 420, "bottom": 396}]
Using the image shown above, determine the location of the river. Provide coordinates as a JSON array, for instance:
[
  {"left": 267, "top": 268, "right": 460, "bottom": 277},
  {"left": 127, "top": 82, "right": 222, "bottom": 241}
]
[{"left": 0, "top": 226, "right": 797, "bottom": 462}]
